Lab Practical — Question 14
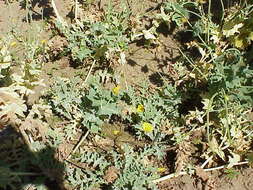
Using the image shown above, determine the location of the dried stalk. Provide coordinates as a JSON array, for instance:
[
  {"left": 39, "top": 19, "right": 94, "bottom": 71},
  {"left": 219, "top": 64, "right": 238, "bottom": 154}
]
[
  {"left": 153, "top": 161, "right": 249, "bottom": 183},
  {"left": 51, "top": 0, "right": 67, "bottom": 27}
]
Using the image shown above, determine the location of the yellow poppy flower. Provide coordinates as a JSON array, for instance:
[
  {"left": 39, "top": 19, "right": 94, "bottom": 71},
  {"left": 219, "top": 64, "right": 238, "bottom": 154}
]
[
  {"left": 181, "top": 17, "right": 188, "bottom": 24},
  {"left": 234, "top": 37, "right": 244, "bottom": 48},
  {"left": 113, "top": 130, "right": 120, "bottom": 135},
  {"left": 10, "top": 42, "right": 17, "bottom": 47},
  {"left": 136, "top": 104, "right": 144, "bottom": 113},
  {"left": 112, "top": 85, "right": 121, "bottom": 95},
  {"left": 142, "top": 122, "right": 154, "bottom": 133},
  {"left": 157, "top": 167, "right": 166, "bottom": 173},
  {"left": 41, "top": 39, "right": 47, "bottom": 44}
]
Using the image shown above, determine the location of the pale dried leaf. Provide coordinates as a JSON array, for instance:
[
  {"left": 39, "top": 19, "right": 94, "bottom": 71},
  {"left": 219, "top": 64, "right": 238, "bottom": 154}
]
[
  {"left": 142, "top": 30, "right": 156, "bottom": 40},
  {"left": 175, "top": 140, "right": 195, "bottom": 174},
  {"left": 103, "top": 166, "right": 119, "bottom": 183},
  {"left": 209, "top": 137, "right": 225, "bottom": 160},
  {"left": 228, "top": 152, "right": 241, "bottom": 168},
  {"left": 20, "top": 118, "right": 48, "bottom": 141}
]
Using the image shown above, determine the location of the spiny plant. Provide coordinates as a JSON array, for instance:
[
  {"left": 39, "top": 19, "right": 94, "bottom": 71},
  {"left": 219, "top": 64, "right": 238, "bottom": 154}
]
[
  {"left": 152, "top": 0, "right": 253, "bottom": 170},
  {"left": 46, "top": 71, "right": 182, "bottom": 189},
  {"left": 55, "top": 2, "right": 132, "bottom": 65}
]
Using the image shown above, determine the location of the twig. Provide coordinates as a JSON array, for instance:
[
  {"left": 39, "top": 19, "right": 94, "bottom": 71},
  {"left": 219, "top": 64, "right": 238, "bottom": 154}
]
[
  {"left": 80, "top": 59, "right": 96, "bottom": 88},
  {"left": 84, "top": 60, "right": 96, "bottom": 83},
  {"left": 51, "top": 0, "right": 67, "bottom": 27},
  {"left": 153, "top": 161, "right": 249, "bottom": 183},
  {"left": 201, "top": 145, "right": 230, "bottom": 169},
  {"left": 204, "top": 161, "right": 248, "bottom": 172},
  {"left": 66, "top": 159, "right": 95, "bottom": 171},
  {"left": 12, "top": 172, "right": 42, "bottom": 176},
  {"left": 75, "top": 0, "right": 78, "bottom": 21},
  {"left": 66, "top": 130, "right": 90, "bottom": 159},
  {"left": 200, "top": 155, "right": 213, "bottom": 169}
]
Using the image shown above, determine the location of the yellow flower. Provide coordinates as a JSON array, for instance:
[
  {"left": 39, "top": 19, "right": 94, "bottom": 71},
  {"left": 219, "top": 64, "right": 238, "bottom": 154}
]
[
  {"left": 113, "top": 130, "right": 120, "bottom": 135},
  {"left": 142, "top": 122, "right": 154, "bottom": 133},
  {"left": 112, "top": 85, "right": 121, "bottom": 95},
  {"left": 157, "top": 167, "right": 166, "bottom": 173},
  {"left": 136, "top": 104, "right": 144, "bottom": 113},
  {"left": 10, "top": 42, "right": 17, "bottom": 47},
  {"left": 181, "top": 17, "right": 188, "bottom": 24},
  {"left": 41, "top": 39, "right": 47, "bottom": 44}
]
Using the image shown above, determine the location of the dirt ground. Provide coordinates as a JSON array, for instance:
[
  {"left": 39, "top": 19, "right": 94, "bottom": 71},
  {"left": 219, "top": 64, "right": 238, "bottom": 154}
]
[{"left": 1, "top": 0, "right": 253, "bottom": 190}]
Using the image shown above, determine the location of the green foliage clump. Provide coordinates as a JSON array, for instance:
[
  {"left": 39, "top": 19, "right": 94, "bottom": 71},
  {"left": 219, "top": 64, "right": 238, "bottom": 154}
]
[
  {"left": 153, "top": 0, "right": 253, "bottom": 167},
  {"left": 2, "top": 0, "right": 253, "bottom": 189},
  {"left": 57, "top": 4, "right": 131, "bottom": 63},
  {"left": 47, "top": 73, "right": 181, "bottom": 189},
  {"left": 66, "top": 145, "right": 162, "bottom": 190},
  {"left": 49, "top": 74, "right": 181, "bottom": 138}
]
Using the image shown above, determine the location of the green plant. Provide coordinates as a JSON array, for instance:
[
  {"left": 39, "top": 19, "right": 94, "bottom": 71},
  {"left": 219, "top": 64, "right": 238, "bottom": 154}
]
[
  {"left": 56, "top": 2, "right": 131, "bottom": 64},
  {"left": 155, "top": 0, "right": 193, "bottom": 28},
  {"left": 151, "top": 0, "right": 253, "bottom": 172},
  {"left": 2, "top": 0, "right": 253, "bottom": 189},
  {"left": 224, "top": 168, "right": 240, "bottom": 179},
  {"left": 46, "top": 70, "right": 181, "bottom": 188},
  {"left": 65, "top": 144, "right": 162, "bottom": 190}
]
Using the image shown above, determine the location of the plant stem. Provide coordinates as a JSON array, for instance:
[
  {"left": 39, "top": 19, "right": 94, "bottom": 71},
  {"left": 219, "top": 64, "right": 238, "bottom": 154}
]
[
  {"left": 153, "top": 161, "right": 249, "bottom": 183},
  {"left": 12, "top": 172, "right": 41, "bottom": 176},
  {"left": 84, "top": 60, "right": 96, "bottom": 83},
  {"left": 66, "top": 130, "right": 90, "bottom": 159},
  {"left": 207, "top": 0, "right": 212, "bottom": 43}
]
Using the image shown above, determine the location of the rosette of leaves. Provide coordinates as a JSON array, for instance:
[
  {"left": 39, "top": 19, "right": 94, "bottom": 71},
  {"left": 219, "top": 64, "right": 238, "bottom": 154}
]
[
  {"left": 48, "top": 77, "right": 83, "bottom": 120},
  {"left": 58, "top": 4, "right": 131, "bottom": 63}
]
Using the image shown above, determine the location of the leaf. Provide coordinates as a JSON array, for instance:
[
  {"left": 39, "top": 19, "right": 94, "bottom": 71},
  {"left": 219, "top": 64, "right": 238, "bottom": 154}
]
[
  {"left": 0, "top": 88, "right": 27, "bottom": 117},
  {"left": 142, "top": 30, "right": 156, "bottom": 40},
  {"left": 119, "top": 52, "right": 126, "bottom": 65},
  {"left": 201, "top": 98, "right": 214, "bottom": 111},
  {"left": 3, "top": 103, "right": 27, "bottom": 117},
  {"left": 0, "top": 166, "right": 13, "bottom": 188},
  {"left": 94, "top": 45, "right": 108, "bottom": 60},
  {"left": 209, "top": 137, "right": 225, "bottom": 160},
  {"left": 0, "top": 46, "right": 12, "bottom": 63},
  {"left": 246, "top": 152, "right": 253, "bottom": 164},
  {"left": 223, "top": 23, "right": 243, "bottom": 37},
  {"left": 97, "top": 103, "right": 119, "bottom": 115},
  {"left": 228, "top": 152, "right": 240, "bottom": 168}
]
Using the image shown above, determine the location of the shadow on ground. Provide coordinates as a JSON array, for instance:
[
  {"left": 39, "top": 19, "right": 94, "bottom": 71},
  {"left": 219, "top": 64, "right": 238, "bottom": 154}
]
[
  {"left": 19, "top": 0, "right": 54, "bottom": 22},
  {"left": 0, "top": 126, "right": 66, "bottom": 190}
]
